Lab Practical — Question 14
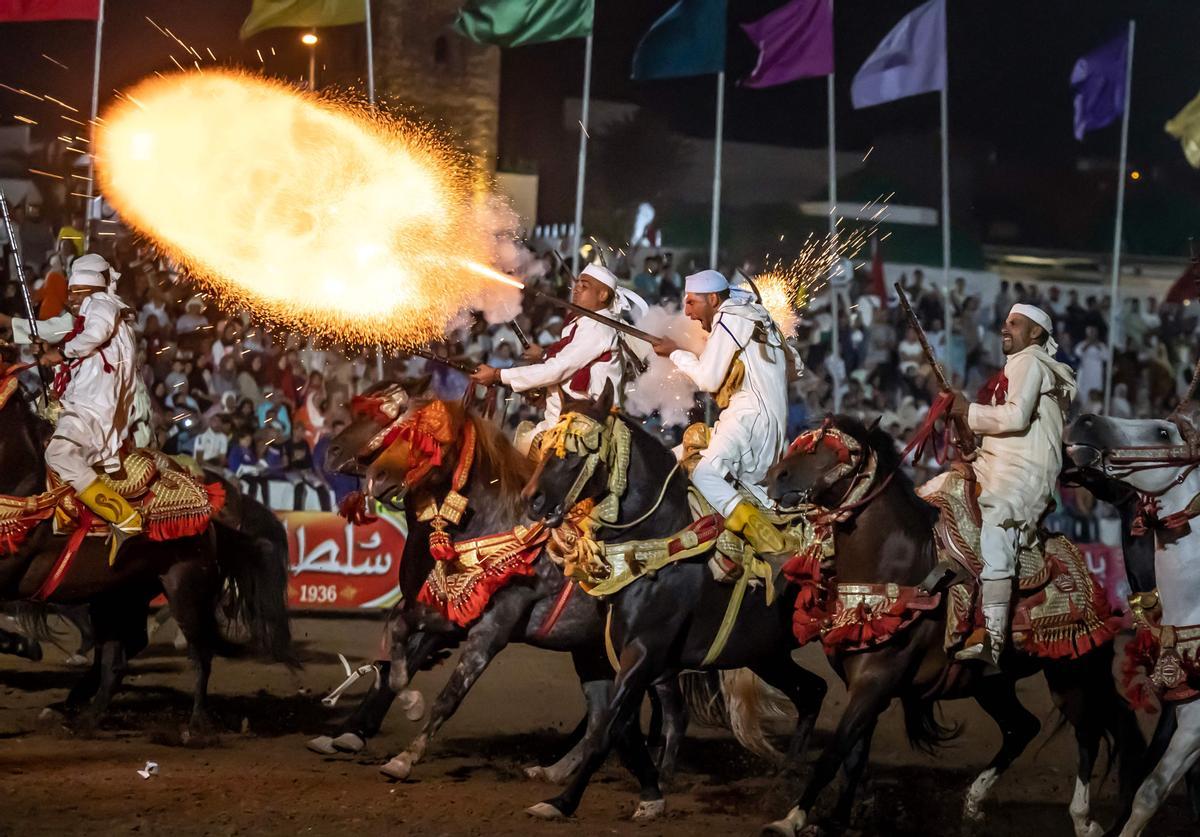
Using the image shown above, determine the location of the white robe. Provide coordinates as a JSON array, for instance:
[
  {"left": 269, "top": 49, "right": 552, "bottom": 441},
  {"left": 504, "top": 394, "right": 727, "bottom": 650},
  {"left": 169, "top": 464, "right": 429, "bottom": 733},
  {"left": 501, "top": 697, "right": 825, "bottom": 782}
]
[
  {"left": 500, "top": 313, "right": 625, "bottom": 435},
  {"left": 670, "top": 297, "right": 792, "bottom": 514},
  {"left": 49, "top": 291, "right": 139, "bottom": 486}
]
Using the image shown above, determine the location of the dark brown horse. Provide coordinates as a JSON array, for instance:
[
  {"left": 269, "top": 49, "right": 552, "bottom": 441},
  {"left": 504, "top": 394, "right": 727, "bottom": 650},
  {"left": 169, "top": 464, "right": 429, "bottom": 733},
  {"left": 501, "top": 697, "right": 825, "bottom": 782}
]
[
  {"left": 309, "top": 388, "right": 703, "bottom": 787},
  {"left": 0, "top": 372, "right": 293, "bottom": 731},
  {"left": 762, "top": 416, "right": 1146, "bottom": 835}
]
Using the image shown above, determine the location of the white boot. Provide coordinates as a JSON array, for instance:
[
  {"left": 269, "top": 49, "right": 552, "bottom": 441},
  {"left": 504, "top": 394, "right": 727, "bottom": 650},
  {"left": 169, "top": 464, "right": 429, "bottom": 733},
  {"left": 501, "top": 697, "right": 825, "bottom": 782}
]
[{"left": 955, "top": 578, "right": 1012, "bottom": 668}]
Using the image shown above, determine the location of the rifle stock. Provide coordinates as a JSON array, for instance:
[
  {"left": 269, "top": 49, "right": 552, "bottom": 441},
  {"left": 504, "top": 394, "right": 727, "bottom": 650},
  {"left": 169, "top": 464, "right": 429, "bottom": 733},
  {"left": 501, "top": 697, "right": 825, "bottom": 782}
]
[{"left": 893, "top": 283, "right": 976, "bottom": 457}]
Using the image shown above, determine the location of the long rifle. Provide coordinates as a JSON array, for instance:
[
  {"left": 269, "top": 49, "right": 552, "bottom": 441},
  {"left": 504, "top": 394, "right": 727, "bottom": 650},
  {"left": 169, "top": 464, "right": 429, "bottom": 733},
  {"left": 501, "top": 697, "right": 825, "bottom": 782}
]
[
  {"left": 534, "top": 291, "right": 662, "bottom": 347},
  {"left": 407, "top": 346, "right": 477, "bottom": 375},
  {"left": 894, "top": 282, "right": 976, "bottom": 457},
  {"left": 0, "top": 189, "right": 49, "bottom": 400}
]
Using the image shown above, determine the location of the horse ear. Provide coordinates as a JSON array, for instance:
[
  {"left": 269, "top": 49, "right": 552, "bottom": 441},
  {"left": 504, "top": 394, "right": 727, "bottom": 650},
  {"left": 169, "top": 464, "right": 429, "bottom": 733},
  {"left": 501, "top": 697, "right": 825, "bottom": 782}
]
[
  {"left": 867, "top": 415, "right": 883, "bottom": 433},
  {"left": 597, "top": 378, "right": 616, "bottom": 416}
]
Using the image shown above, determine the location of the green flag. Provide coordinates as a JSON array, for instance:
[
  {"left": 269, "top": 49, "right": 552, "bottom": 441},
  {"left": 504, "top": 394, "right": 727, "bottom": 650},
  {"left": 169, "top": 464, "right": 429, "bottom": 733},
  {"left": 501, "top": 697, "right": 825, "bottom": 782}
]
[
  {"left": 240, "top": 0, "right": 366, "bottom": 40},
  {"left": 453, "top": 0, "right": 593, "bottom": 48}
]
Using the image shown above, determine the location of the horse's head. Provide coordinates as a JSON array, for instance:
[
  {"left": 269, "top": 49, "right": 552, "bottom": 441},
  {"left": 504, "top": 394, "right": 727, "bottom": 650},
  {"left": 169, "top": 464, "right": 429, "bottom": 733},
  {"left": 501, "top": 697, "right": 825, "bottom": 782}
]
[
  {"left": 524, "top": 381, "right": 618, "bottom": 528},
  {"left": 364, "top": 398, "right": 471, "bottom": 508},
  {"left": 766, "top": 417, "right": 873, "bottom": 509},
  {"left": 325, "top": 376, "right": 429, "bottom": 475},
  {"left": 1066, "top": 413, "right": 1197, "bottom": 495}
]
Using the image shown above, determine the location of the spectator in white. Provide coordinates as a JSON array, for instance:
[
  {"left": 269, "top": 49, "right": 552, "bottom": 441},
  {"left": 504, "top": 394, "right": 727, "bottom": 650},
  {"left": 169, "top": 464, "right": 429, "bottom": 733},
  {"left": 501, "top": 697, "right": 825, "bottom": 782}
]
[
  {"left": 535, "top": 315, "right": 563, "bottom": 348},
  {"left": 897, "top": 326, "right": 925, "bottom": 375},
  {"left": 192, "top": 415, "right": 229, "bottom": 466},
  {"left": 138, "top": 289, "right": 169, "bottom": 331},
  {"left": 1075, "top": 325, "right": 1107, "bottom": 405},
  {"left": 176, "top": 296, "right": 208, "bottom": 334}
]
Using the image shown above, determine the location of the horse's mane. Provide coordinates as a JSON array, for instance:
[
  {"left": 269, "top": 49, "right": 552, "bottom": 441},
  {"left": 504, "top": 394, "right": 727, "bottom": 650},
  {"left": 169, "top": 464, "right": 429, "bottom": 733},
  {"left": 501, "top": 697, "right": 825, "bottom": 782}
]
[
  {"left": 446, "top": 401, "right": 532, "bottom": 521},
  {"left": 831, "top": 414, "right": 938, "bottom": 524}
]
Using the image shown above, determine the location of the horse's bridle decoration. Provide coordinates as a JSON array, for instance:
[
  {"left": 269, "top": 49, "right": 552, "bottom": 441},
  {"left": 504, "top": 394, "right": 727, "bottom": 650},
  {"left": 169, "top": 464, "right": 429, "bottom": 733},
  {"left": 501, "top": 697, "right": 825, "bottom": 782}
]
[
  {"left": 349, "top": 384, "right": 411, "bottom": 459},
  {"left": 539, "top": 410, "right": 631, "bottom": 525},
  {"left": 785, "top": 420, "right": 879, "bottom": 523}
]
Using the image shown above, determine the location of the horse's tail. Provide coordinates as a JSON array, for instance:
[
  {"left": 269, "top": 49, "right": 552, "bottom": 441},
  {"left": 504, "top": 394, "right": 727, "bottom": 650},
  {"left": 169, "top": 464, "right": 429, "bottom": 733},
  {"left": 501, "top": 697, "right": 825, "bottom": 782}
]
[
  {"left": 6, "top": 601, "right": 54, "bottom": 641},
  {"left": 901, "top": 693, "right": 960, "bottom": 753},
  {"left": 680, "top": 669, "right": 791, "bottom": 764},
  {"left": 213, "top": 512, "right": 298, "bottom": 668}
]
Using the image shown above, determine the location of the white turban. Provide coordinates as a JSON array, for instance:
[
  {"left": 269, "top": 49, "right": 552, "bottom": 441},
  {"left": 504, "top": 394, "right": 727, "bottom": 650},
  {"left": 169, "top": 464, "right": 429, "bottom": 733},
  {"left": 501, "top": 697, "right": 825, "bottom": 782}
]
[
  {"left": 580, "top": 263, "right": 647, "bottom": 320},
  {"left": 68, "top": 253, "right": 121, "bottom": 290},
  {"left": 684, "top": 269, "right": 728, "bottom": 295},
  {"left": 1009, "top": 303, "right": 1058, "bottom": 355}
]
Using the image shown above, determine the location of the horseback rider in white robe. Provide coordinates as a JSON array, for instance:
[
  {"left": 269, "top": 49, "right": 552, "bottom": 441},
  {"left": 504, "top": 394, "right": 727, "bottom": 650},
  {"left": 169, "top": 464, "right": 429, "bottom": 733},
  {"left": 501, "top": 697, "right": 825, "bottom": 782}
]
[
  {"left": 654, "top": 269, "right": 797, "bottom": 556},
  {"left": 944, "top": 303, "right": 1077, "bottom": 667},
  {"left": 36, "top": 254, "right": 142, "bottom": 560},
  {"left": 471, "top": 263, "right": 648, "bottom": 452}
]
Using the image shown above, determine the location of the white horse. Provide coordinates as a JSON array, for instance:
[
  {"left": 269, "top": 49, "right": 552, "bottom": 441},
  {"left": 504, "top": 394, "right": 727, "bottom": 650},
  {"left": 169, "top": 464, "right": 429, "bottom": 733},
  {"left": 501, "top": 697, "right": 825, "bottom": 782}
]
[{"left": 1067, "top": 413, "right": 1200, "bottom": 837}]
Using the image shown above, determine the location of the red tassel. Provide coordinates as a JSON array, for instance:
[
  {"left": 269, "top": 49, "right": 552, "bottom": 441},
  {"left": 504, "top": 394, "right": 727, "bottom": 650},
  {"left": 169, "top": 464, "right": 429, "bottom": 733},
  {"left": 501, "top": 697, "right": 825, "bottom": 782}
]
[
  {"left": 429, "top": 530, "right": 456, "bottom": 562},
  {"left": 337, "top": 490, "right": 378, "bottom": 525},
  {"left": 205, "top": 482, "right": 226, "bottom": 514}
]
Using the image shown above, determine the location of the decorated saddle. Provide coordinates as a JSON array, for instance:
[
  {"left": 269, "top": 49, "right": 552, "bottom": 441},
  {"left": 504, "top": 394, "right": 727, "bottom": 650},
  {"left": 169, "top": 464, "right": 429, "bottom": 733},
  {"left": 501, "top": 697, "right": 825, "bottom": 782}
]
[
  {"left": 919, "top": 467, "right": 1117, "bottom": 659},
  {"left": 0, "top": 449, "right": 224, "bottom": 555}
]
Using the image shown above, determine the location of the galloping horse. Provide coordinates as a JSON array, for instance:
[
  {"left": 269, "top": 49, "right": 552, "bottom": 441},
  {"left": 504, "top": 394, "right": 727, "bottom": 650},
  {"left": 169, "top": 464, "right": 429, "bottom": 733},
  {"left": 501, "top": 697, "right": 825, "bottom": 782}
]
[
  {"left": 521, "top": 384, "right": 829, "bottom": 821},
  {"left": 0, "top": 364, "right": 293, "bottom": 730},
  {"left": 761, "top": 416, "right": 1146, "bottom": 835},
  {"left": 1067, "top": 413, "right": 1200, "bottom": 836},
  {"left": 309, "top": 386, "right": 708, "bottom": 786}
]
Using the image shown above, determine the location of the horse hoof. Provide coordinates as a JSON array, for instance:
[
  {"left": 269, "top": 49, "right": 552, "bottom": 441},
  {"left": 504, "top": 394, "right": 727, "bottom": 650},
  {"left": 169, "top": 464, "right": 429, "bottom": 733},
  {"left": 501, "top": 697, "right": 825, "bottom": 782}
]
[
  {"left": 762, "top": 807, "right": 807, "bottom": 836},
  {"left": 633, "top": 799, "right": 665, "bottom": 821},
  {"left": 306, "top": 736, "right": 338, "bottom": 755},
  {"left": 379, "top": 754, "right": 413, "bottom": 781},
  {"left": 173, "top": 631, "right": 189, "bottom": 651},
  {"left": 524, "top": 765, "right": 548, "bottom": 781},
  {"left": 331, "top": 732, "right": 365, "bottom": 753},
  {"left": 398, "top": 689, "right": 425, "bottom": 721},
  {"left": 63, "top": 653, "right": 90, "bottom": 668},
  {"left": 526, "top": 802, "right": 566, "bottom": 820}
]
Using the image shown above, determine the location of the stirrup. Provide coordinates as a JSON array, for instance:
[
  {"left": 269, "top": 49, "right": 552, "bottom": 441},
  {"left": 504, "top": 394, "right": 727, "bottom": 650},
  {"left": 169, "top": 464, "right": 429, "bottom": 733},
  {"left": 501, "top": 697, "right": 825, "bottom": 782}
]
[
  {"left": 107, "top": 525, "right": 138, "bottom": 566},
  {"left": 954, "top": 631, "right": 1002, "bottom": 672}
]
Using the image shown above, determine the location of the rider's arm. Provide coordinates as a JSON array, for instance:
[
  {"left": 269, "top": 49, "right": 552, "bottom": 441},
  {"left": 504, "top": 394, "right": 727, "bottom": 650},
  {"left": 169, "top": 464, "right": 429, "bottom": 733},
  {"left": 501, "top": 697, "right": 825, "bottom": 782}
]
[
  {"left": 10, "top": 312, "right": 75, "bottom": 345},
  {"left": 61, "top": 295, "right": 119, "bottom": 359},
  {"left": 967, "top": 353, "right": 1042, "bottom": 435},
  {"left": 500, "top": 319, "right": 613, "bottom": 393},
  {"left": 669, "top": 314, "right": 745, "bottom": 393}
]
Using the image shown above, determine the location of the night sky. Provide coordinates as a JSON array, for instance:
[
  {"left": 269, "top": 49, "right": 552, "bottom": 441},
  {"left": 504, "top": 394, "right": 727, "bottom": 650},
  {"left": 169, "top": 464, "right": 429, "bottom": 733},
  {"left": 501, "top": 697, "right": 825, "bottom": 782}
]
[{"left": 2, "top": 1, "right": 1199, "bottom": 252}]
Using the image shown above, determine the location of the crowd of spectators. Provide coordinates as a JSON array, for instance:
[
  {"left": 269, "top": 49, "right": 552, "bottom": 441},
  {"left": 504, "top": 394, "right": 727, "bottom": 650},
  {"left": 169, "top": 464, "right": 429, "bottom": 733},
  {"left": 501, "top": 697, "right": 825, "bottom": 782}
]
[{"left": 3, "top": 214, "right": 1198, "bottom": 537}]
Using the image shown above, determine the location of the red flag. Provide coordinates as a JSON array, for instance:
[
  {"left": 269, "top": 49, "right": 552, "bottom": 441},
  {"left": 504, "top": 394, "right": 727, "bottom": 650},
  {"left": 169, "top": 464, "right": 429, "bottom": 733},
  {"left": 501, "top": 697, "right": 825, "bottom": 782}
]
[
  {"left": 0, "top": 0, "right": 99, "bottom": 22},
  {"left": 869, "top": 236, "right": 886, "bottom": 303}
]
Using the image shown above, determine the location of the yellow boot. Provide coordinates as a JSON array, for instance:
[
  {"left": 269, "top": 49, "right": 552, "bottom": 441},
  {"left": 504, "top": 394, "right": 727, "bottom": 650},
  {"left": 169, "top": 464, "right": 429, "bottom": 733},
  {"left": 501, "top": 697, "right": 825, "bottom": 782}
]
[
  {"left": 724, "top": 501, "right": 794, "bottom": 557},
  {"left": 77, "top": 480, "right": 143, "bottom": 566}
]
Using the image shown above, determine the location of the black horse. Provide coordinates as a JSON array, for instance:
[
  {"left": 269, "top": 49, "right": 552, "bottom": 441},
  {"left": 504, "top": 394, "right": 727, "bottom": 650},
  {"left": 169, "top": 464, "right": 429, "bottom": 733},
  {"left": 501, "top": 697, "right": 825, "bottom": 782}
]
[
  {"left": 308, "top": 390, "right": 724, "bottom": 787},
  {"left": 521, "top": 384, "right": 829, "bottom": 821},
  {"left": 761, "top": 416, "right": 1146, "bottom": 835},
  {"left": 0, "top": 368, "right": 293, "bottom": 730}
]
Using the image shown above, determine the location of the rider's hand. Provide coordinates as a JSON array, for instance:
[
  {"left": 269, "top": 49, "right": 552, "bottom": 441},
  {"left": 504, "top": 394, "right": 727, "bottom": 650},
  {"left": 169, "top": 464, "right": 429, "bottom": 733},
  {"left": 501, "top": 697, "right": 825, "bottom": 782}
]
[
  {"left": 470, "top": 364, "right": 501, "bottom": 387},
  {"left": 653, "top": 337, "right": 678, "bottom": 357},
  {"left": 949, "top": 391, "right": 970, "bottom": 419},
  {"left": 522, "top": 344, "right": 545, "bottom": 362},
  {"left": 38, "top": 348, "right": 64, "bottom": 367}
]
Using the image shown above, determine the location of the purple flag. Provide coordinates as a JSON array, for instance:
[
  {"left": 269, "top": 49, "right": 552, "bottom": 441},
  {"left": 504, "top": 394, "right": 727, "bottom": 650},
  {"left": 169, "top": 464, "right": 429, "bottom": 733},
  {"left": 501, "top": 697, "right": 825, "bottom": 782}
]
[
  {"left": 740, "top": 0, "right": 833, "bottom": 88},
  {"left": 1071, "top": 32, "right": 1129, "bottom": 141},
  {"left": 850, "top": 0, "right": 944, "bottom": 109}
]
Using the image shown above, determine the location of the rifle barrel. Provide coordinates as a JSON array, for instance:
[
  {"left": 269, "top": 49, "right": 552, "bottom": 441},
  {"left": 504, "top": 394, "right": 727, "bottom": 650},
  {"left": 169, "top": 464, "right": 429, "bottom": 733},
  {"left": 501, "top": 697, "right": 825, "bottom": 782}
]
[{"left": 534, "top": 291, "right": 662, "bottom": 346}]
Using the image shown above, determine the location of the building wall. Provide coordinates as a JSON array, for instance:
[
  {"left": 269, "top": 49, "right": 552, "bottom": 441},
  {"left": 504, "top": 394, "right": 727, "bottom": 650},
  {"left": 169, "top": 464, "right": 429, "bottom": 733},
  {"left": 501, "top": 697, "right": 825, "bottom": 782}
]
[{"left": 375, "top": 0, "right": 500, "bottom": 172}]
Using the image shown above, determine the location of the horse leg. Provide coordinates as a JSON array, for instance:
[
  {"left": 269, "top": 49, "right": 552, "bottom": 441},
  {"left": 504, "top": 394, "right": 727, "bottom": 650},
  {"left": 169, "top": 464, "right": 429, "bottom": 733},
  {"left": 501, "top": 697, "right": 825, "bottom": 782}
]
[
  {"left": 378, "top": 594, "right": 528, "bottom": 781},
  {"left": 650, "top": 674, "right": 687, "bottom": 786},
  {"left": 528, "top": 637, "right": 668, "bottom": 820},
  {"left": 762, "top": 667, "right": 898, "bottom": 836},
  {"left": 831, "top": 720, "right": 877, "bottom": 828},
  {"left": 308, "top": 661, "right": 397, "bottom": 755},
  {"left": 749, "top": 653, "right": 829, "bottom": 768},
  {"left": 962, "top": 675, "right": 1041, "bottom": 828},
  {"left": 161, "top": 559, "right": 220, "bottom": 733},
  {"left": 1116, "top": 700, "right": 1200, "bottom": 837},
  {"left": 526, "top": 649, "right": 613, "bottom": 784}
]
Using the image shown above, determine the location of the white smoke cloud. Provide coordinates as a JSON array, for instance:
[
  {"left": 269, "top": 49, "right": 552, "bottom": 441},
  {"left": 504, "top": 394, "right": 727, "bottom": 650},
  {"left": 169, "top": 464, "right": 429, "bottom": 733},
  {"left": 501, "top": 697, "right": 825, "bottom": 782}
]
[{"left": 624, "top": 306, "right": 708, "bottom": 428}]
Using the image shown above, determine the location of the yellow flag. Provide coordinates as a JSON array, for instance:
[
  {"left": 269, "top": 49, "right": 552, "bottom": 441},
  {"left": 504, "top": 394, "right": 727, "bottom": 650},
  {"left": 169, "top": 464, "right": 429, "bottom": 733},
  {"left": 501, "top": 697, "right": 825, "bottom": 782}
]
[
  {"left": 1165, "top": 91, "right": 1200, "bottom": 169},
  {"left": 240, "top": 0, "right": 365, "bottom": 40}
]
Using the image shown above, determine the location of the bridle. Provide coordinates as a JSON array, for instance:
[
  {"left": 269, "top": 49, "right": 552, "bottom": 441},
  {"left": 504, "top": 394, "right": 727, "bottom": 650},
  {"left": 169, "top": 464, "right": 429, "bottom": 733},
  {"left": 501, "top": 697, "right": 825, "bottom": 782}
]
[{"left": 537, "top": 410, "right": 632, "bottom": 525}]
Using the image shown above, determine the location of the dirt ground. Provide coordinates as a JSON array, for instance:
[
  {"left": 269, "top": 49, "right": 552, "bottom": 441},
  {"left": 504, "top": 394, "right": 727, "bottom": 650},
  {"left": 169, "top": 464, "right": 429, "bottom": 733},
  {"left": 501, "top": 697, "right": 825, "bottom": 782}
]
[{"left": 0, "top": 614, "right": 1193, "bottom": 837}]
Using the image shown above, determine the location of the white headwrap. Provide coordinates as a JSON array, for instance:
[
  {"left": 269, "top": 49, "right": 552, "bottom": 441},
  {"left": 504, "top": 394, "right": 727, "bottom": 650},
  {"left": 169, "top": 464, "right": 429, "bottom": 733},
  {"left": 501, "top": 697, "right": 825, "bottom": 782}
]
[
  {"left": 1009, "top": 303, "right": 1058, "bottom": 355},
  {"left": 580, "top": 263, "right": 648, "bottom": 320},
  {"left": 68, "top": 253, "right": 121, "bottom": 292},
  {"left": 684, "top": 269, "right": 728, "bottom": 294}
]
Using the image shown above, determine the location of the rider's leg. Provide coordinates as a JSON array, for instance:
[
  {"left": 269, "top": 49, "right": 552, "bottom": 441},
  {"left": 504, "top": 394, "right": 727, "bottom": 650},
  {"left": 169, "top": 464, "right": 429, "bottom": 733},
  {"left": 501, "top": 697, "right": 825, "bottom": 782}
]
[
  {"left": 47, "top": 426, "right": 141, "bottom": 564},
  {"left": 957, "top": 504, "right": 1017, "bottom": 666}
]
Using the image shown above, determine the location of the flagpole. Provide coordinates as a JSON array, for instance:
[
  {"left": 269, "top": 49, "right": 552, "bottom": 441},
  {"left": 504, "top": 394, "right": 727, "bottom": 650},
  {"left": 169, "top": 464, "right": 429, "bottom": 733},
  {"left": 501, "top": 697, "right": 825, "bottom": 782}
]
[
  {"left": 365, "top": 0, "right": 376, "bottom": 106},
  {"left": 709, "top": 71, "right": 725, "bottom": 268},
  {"left": 827, "top": 63, "right": 841, "bottom": 413},
  {"left": 83, "top": 0, "right": 105, "bottom": 251},
  {"left": 570, "top": 34, "right": 594, "bottom": 273},
  {"left": 939, "top": 18, "right": 952, "bottom": 375},
  {"left": 1103, "top": 20, "right": 1135, "bottom": 416}
]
